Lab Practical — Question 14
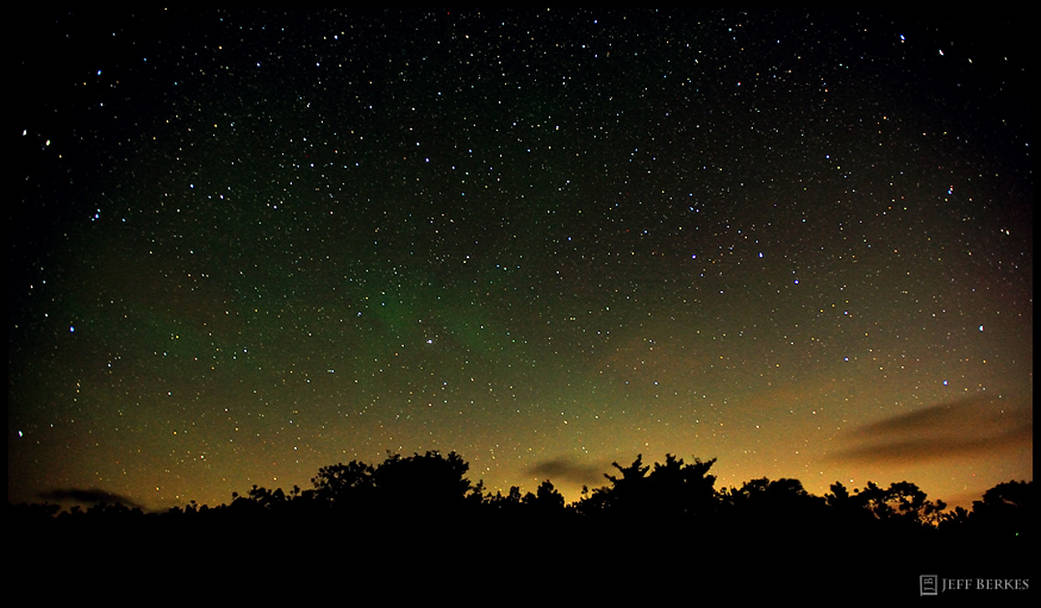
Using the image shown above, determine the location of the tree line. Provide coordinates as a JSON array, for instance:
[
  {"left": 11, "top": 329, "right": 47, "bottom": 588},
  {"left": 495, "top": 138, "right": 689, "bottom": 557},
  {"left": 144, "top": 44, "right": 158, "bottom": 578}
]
[
  {"left": 8, "top": 451, "right": 1033, "bottom": 600},
  {"left": 11, "top": 450, "right": 1031, "bottom": 540}
]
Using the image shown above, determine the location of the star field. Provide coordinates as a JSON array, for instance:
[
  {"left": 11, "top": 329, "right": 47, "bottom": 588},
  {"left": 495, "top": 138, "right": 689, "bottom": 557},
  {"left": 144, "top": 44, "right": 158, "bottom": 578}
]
[{"left": 9, "top": 9, "right": 1032, "bottom": 511}]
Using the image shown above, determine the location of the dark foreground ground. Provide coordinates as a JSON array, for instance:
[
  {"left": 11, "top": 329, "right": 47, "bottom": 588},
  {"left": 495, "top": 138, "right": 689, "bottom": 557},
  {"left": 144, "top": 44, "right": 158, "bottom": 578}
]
[{"left": 8, "top": 508, "right": 1033, "bottom": 605}]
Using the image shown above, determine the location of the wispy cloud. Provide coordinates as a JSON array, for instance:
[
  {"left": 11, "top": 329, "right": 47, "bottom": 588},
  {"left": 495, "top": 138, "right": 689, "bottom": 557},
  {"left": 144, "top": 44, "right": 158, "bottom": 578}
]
[
  {"left": 826, "top": 395, "right": 1032, "bottom": 465},
  {"left": 38, "top": 488, "right": 143, "bottom": 510}
]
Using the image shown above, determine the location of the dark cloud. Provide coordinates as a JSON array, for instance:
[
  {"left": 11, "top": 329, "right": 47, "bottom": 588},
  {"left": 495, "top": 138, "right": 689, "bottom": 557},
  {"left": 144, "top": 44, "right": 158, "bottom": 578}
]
[
  {"left": 827, "top": 424, "right": 1032, "bottom": 464},
  {"left": 528, "top": 457, "right": 607, "bottom": 486},
  {"left": 851, "top": 396, "right": 993, "bottom": 437},
  {"left": 826, "top": 395, "right": 1032, "bottom": 465},
  {"left": 38, "top": 488, "right": 143, "bottom": 510}
]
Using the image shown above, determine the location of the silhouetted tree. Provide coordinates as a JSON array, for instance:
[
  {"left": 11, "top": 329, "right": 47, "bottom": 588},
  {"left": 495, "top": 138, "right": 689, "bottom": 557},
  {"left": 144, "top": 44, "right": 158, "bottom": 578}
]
[
  {"left": 576, "top": 453, "right": 719, "bottom": 526},
  {"left": 371, "top": 450, "right": 475, "bottom": 515},
  {"left": 841, "top": 480, "right": 946, "bottom": 529},
  {"left": 937, "top": 505, "right": 971, "bottom": 533},
  {"left": 575, "top": 454, "right": 649, "bottom": 520},
  {"left": 824, "top": 481, "right": 877, "bottom": 527},
  {"left": 645, "top": 453, "right": 718, "bottom": 520},
  {"left": 969, "top": 480, "right": 1034, "bottom": 540},
  {"left": 721, "top": 478, "right": 825, "bottom": 548},
  {"left": 889, "top": 480, "right": 946, "bottom": 526},
  {"left": 524, "top": 480, "right": 566, "bottom": 513},
  {"left": 727, "top": 477, "right": 823, "bottom": 516},
  {"left": 309, "top": 459, "right": 375, "bottom": 508},
  {"left": 485, "top": 485, "right": 525, "bottom": 511}
]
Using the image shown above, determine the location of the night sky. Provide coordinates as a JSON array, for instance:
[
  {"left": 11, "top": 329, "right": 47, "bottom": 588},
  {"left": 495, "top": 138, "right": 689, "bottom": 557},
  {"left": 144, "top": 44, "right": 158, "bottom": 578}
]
[{"left": 9, "top": 9, "right": 1032, "bottom": 512}]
